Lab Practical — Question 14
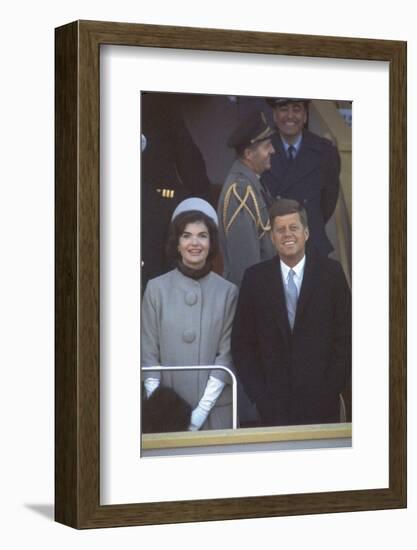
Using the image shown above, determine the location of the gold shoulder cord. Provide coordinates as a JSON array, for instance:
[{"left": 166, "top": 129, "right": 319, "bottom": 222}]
[{"left": 223, "top": 183, "right": 271, "bottom": 236}]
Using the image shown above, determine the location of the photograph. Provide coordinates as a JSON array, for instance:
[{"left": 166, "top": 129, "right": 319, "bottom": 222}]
[
  {"left": 53, "top": 19, "right": 406, "bottom": 528},
  {"left": 140, "top": 91, "right": 353, "bottom": 457},
  {"left": 1, "top": 0, "right": 413, "bottom": 544}
]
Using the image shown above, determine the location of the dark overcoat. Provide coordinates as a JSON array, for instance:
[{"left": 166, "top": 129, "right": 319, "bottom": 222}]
[
  {"left": 261, "top": 130, "right": 341, "bottom": 256},
  {"left": 231, "top": 252, "right": 351, "bottom": 426}
]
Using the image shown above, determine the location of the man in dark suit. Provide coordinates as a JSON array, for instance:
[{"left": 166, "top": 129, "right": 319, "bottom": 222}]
[
  {"left": 231, "top": 198, "right": 351, "bottom": 426},
  {"left": 261, "top": 98, "right": 341, "bottom": 257}
]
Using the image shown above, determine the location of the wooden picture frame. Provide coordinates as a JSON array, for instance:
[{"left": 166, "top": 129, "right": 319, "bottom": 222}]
[{"left": 55, "top": 20, "right": 406, "bottom": 528}]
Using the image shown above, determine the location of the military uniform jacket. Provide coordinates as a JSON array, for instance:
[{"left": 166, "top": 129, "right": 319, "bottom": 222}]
[
  {"left": 231, "top": 251, "right": 351, "bottom": 426},
  {"left": 217, "top": 159, "right": 276, "bottom": 287},
  {"left": 142, "top": 269, "right": 238, "bottom": 429},
  {"left": 261, "top": 130, "right": 341, "bottom": 256}
]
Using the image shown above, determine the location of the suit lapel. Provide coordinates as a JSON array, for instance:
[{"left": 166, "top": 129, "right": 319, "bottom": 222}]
[
  {"left": 272, "top": 132, "right": 321, "bottom": 195},
  {"left": 265, "top": 257, "right": 292, "bottom": 339},
  {"left": 294, "top": 251, "right": 318, "bottom": 327}
]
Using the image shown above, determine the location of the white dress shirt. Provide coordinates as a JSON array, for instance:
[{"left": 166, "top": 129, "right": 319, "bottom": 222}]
[
  {"left": 281, "top": 133, "right": 303, "bottom": 158},
  {"left": 280, "top": 255, "right": 306, "bottom": 296}
]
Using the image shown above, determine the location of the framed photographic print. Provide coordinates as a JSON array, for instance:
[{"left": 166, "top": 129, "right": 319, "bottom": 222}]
[{"left": 55, "top": 20, "right": 406, "bottom": 528}]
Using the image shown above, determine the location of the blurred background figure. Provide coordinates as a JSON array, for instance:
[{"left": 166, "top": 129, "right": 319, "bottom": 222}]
[{"left": 141, "top": 92, "right": 212, "bottom": 290}]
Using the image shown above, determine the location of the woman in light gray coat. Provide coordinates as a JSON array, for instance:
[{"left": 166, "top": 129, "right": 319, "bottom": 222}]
[{"left": 142, "top": 198, "right": 238, "bottom": 431}]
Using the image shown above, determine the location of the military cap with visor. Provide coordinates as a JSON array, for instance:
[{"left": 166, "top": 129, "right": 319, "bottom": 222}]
[
  {"left": 227, "top": 110, "right": 275, "bottom": 152},
  {"left": 266, "top": 97, "right": 310, "bottom": 108}
]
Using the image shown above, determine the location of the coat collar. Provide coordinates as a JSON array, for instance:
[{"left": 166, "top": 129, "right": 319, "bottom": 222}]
[
  {"left": 265, "top": 256, "right": 292, "bottom": 339},
  {"left": 230, "top": 158, "right": 262, "bottom": 188},
  {"left": 230, "top": 158, "right": 275, "bottom": 207},
  {"left": 171, "top": 267, "right": 211, "bottom": 290},
  {"left": 269, "top": 130, "right": 322, "bottom": 194},
  {"left": 294, "top": 249, "right": 318, "bottom": 326}
]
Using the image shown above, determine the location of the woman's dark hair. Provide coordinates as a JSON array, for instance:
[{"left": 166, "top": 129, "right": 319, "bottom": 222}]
[{"left": 165, "top": 210, "right": 219, "bottom": 264}]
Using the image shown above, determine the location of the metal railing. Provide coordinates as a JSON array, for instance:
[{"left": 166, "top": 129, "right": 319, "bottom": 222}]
[{"left": 142, "top": 365, "right": 238, "bottom": 429}]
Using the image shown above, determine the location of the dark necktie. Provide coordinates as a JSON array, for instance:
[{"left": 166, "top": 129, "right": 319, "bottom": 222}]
[{"left": 288, "top": 145, "right": 295, "bottom": 162}]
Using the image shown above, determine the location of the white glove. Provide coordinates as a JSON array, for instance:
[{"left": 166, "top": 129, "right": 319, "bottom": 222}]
[
  {"left": 188, "top": 376, "right": 226, "bottom": 431},
  {"left": 189, "top": 406, "right": 208, "bottom": 431},
  {"left": 143, "top": 377, "right": 160, "bottom": 398}
]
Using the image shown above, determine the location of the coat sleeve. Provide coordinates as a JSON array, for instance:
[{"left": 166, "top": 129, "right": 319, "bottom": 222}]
[
  {"left": 231, "top": 271, "right": 267, "bottom": 404},
  {"left": 141, "top": 281, "right": 162, "bottom": 382},
  {"left": 221, "top": 181, "right": 265, "bottom": 287},
  {"left": 320, "top": 142, "right": 341, "bottom": 224},
  {"left": 211, "top": 284, "right": 238, "bottom": 384},
  {"left": 327, "top": 264, "right": 352, "bottom": 394}
]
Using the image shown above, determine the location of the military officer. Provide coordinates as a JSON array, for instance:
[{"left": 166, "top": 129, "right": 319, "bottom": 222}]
[
  {"left": 261, "top": 97, "right": 341, "bottom": 256},
  {"left": 217, "top": 110, "right": 277, "bottom": 426},
  {"left": 217, "top": 110, "right": 277, "bottom": 288}
]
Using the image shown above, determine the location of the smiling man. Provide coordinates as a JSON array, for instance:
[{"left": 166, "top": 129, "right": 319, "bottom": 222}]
[
  {"left": 261, "top": 98, "right": 341, "bottom": 257},
  {"left": 231, "top": 198, "right": 351, "bottom": 426},
  {"left": 218, "top": 110, "right": 277, "bottom": 288}
]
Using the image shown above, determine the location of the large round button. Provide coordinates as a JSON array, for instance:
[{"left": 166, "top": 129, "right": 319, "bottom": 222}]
[
  {"left": 185, "top": 291, "right": 198, "bottom": 306},
  {"left": 182, "top": 330, "right": 196, "bottom": 343}
]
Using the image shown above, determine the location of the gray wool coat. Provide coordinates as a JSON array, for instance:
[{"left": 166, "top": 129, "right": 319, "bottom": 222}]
[{"left": 141, "top": 268, "right": 238, "bottom": 429}]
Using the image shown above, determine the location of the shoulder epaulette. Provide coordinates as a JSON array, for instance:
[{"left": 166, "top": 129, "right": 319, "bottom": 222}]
[{"left": 223, "top": 182, "right": 271, "bottom": 235}]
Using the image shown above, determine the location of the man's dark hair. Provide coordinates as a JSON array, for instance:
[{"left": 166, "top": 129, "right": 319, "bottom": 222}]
[
  {"left": 270, "top": 99, "right": 309, "bottom": 111},
  {"left": 236, "top": 140, "right": 260, "bottom": 159},
  {"left": 269, "top": 198, "right": 308, "bottom": 228},
  {"left": 166, "top": 210, "right": 219, "bottom": 263}
]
